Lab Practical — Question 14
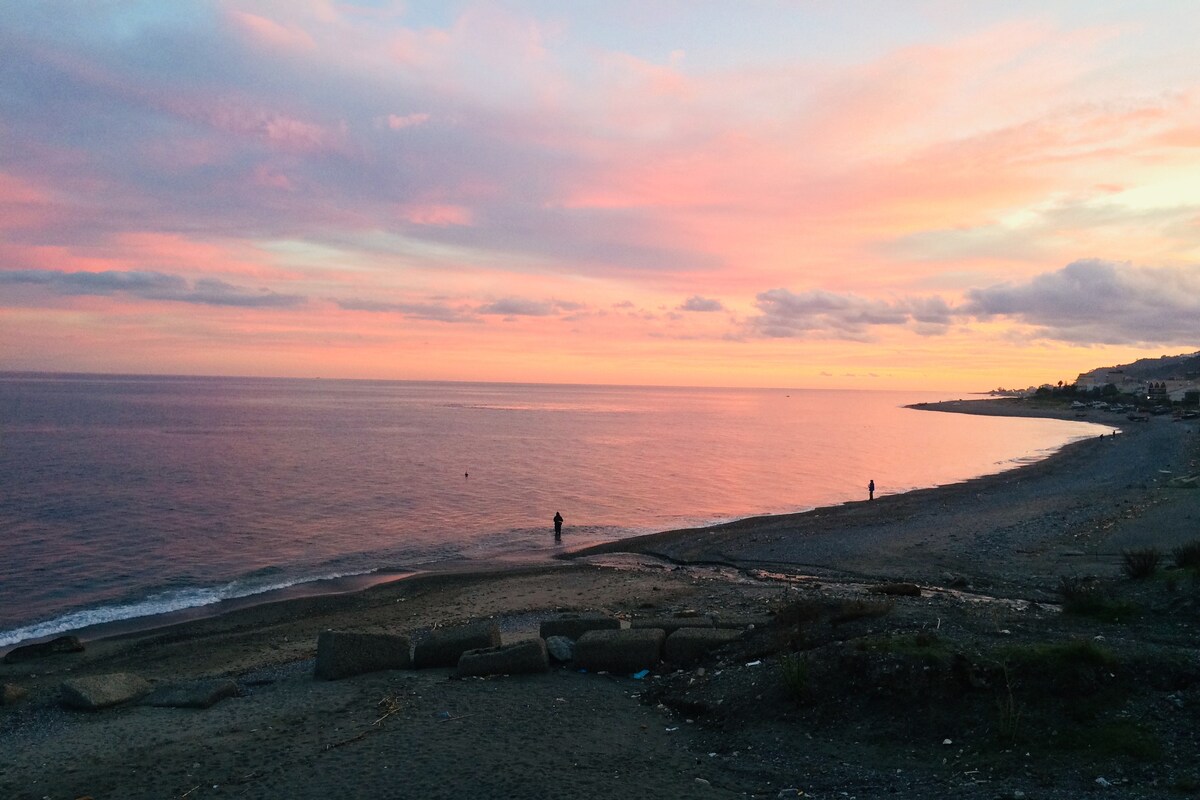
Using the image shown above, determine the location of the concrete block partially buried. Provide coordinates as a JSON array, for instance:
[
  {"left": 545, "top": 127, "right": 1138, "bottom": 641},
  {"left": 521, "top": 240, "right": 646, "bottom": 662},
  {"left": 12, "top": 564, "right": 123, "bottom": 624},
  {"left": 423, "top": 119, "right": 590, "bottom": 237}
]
[
  {"left": 61, "top": 673, "right": 152, "bottom": 710},
  {"left": 574, "top": 628, "right": 665, "bottom": 674},
  {"left": 4, "top": 635, "right": 85, "bottom": 664},
  {"left": 456, "top": 639, "right": 549, "bottom": 678},
  {"left": 315, "top": 631, "right": 412, "bottom": 680},
  {"left": 664, "top": 628, "right": 743, "bottom": 667},
  {"left": 413, "top": 621, "right": 501, "bottom": 669},
  {"left": 711, "top": 614, "right": 775, "bottom": 630},
  {"left": 142, "top": 679, "right": 240, "bottom": 709},
  {"left": 538, "top": 613, "right": 620, "bottom": 641},
  {"left": 630, "top": 616, "right": 713, "bottom": 635}
]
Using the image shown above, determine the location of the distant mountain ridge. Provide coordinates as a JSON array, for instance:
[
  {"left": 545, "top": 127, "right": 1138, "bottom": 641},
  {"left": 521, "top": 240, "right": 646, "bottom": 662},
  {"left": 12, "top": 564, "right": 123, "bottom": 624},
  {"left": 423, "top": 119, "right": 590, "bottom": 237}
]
[{"left": 1078, "top": 351, "right": 1200, "bottom": 382}]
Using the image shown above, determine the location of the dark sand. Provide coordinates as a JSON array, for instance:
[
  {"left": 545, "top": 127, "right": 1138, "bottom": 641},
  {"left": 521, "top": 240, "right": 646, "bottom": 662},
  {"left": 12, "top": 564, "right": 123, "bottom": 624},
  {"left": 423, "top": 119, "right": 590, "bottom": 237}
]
[{"left": 2, "top": 398, "right": 1198, "bottom": 800}]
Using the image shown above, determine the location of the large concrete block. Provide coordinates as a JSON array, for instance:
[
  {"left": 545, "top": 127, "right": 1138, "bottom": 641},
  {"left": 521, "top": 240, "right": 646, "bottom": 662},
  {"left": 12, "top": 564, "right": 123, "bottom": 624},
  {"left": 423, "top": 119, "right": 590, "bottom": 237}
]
[
  {"left": 538, "top": 613, "right": 620, "bottom": 641},
  {"left": 315, "top": 631, "right": 412, "bottom": 680},
  {"left": 574, "top": 628, "right": 664, "bottom": 674},
  {"left": 413, "top": 621, "right": 501, "bottom": 669},
  {"left": 663, "top": 628, "right": 743, "bottom": 666},
  {"left": 456, "top": 639, "right": 549, "bottom": 677},
  {"left": 61, "top": 673, "right": 151, "bottom": 710},
  {"left": 630, "top": 616, "right": 713, "bottom": 635}
]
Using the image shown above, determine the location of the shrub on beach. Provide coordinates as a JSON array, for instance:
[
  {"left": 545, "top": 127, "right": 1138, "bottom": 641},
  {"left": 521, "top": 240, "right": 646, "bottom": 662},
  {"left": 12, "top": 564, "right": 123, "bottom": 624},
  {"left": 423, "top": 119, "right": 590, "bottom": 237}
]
[
  {"left": 1172, "top": 540, "right": 1200, "bottom": 570},
  {"left": 1121, "top": 548, "right": 1161, "bottom": 580},
  {"left": 1057, "top": 576, "right": 1138, "bottom": 622},
  {"left": 780, "top": 655, "right": 810, "bottom": 703},
  {"left": 830, "top": 599, "right": 894, "bottom": 626}
]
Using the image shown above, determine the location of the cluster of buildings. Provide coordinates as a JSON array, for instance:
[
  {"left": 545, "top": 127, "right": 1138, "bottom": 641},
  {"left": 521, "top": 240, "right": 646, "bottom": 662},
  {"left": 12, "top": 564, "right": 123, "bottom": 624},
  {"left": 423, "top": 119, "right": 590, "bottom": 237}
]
[{"left": 1075, "top": 365, "right": 1200, "bottom": 404}]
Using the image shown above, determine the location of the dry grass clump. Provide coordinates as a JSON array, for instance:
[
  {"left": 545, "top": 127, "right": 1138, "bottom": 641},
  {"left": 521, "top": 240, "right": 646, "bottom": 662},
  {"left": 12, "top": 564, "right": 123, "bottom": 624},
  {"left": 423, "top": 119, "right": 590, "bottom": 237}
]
[
  {"left": 1057, "top": 576, "right": 1138, "bottom": 622},
  {"left": 1121, "top": 547, "right": 1161, "bottom": 580},
  {"left": 1172, "top": 540, "right": 1200, "bottom": 570}
]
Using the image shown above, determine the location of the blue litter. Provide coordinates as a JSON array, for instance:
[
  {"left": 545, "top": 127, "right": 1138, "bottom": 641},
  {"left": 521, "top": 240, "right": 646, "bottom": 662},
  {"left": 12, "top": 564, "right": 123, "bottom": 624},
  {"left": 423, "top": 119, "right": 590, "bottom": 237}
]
[{"left": 632, "top": 669, "right": 650, "bottom": 680}]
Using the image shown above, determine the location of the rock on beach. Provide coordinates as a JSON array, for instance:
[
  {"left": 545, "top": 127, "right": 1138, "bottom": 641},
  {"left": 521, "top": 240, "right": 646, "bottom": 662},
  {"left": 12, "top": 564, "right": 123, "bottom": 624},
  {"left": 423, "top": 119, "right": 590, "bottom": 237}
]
[{"left": 3, "top": 635, "right": 85, "bottom": 664}]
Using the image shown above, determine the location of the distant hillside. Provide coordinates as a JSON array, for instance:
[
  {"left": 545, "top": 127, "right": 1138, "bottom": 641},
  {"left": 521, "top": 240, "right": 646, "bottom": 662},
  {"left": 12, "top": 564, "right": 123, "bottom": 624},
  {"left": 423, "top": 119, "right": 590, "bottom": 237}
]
[{"left": 1083, "top": 351, "right": 1200, "bottom": 382}]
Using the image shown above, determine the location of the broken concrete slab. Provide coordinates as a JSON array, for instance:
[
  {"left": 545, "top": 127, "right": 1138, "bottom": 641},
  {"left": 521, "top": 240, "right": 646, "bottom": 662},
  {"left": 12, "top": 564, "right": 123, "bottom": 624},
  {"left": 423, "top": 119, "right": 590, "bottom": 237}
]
[
  {"left": 413, "top": 621, "right": 501, "bottom": 669},
  {"left": 456, "top": 639, "right": 549, "bottom": 678},
  {"left": 61, "top": 673, "right": 151, "bottom": 710}
]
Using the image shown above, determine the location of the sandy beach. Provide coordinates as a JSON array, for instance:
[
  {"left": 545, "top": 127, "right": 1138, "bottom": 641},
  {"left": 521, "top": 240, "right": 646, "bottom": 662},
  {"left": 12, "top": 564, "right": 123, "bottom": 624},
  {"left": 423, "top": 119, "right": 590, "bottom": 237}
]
[{"left": 3, "top": 398, "right": 1199, "bottom": 800}]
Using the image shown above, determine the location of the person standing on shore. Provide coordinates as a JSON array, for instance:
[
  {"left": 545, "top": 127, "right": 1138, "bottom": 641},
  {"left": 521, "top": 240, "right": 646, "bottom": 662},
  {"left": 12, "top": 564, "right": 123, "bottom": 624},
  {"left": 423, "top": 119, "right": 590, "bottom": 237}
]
[
  {"left": 868, "top": 479, "right": 875, "bottom": 500},
  {"left": 553, "top": 511, "right": 563, "bottom": 542}
]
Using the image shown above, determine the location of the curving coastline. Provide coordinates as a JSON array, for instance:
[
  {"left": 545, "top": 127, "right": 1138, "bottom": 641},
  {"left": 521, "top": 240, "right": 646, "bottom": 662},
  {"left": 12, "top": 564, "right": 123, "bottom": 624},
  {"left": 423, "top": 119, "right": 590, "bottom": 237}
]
[{"left": 3, "top": 397, "right": 1198, "bottom": 799}]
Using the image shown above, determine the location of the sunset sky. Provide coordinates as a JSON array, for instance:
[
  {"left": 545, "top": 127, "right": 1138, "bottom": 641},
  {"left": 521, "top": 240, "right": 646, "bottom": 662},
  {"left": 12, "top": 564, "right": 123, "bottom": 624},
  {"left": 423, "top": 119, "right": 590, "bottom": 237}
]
[{"left": 2, "top": 1, "right": 1199, "bottom": 390}]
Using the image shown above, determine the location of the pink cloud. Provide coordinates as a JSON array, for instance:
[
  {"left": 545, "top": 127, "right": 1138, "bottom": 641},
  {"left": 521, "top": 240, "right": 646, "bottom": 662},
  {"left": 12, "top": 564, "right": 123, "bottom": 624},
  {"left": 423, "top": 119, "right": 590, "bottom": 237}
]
[
  {"left": 227, "top": 10, "right": 316, "bottom": 50},
  {"left": 398, "top": 204, "right": 473, "bottom": 226},
  {"left": 386, "top": 112, "right": 431, "bottom": 130},
  {"left": 0, "top": 172, "right": 53, "bottom": 229}
]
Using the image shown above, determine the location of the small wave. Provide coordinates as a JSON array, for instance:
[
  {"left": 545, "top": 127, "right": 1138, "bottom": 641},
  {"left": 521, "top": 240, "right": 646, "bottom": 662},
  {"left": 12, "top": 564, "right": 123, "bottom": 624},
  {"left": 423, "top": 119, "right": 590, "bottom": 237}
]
[{"left": 0, "top": 568, "right": 378, "bottom": 649}]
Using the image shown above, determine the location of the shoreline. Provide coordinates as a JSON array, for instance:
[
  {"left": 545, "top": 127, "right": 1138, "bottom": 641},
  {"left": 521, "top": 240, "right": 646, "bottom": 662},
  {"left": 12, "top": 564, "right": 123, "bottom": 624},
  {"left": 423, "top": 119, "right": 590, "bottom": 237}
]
[{"left": 0, "top": 397, "right": 1117, "bottom": 654}]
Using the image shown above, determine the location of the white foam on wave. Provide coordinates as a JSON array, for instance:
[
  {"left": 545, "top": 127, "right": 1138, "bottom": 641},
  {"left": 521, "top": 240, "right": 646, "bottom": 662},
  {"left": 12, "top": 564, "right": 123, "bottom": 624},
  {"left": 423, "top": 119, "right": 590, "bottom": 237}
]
[{"left": 0, "top": 568, "right": 378, "bottom": 649}]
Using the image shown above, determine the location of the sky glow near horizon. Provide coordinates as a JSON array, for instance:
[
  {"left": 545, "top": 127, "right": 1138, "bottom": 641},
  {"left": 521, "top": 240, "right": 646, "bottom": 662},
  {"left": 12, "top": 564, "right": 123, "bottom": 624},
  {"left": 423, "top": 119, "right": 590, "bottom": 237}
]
[{"left": 2, "top": 1, "right": 1199, "bottom": 389}]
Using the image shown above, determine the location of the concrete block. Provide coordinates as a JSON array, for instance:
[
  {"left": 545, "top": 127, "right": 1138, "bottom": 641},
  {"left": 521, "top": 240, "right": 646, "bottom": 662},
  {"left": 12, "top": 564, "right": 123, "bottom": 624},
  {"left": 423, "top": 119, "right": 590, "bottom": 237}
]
[
  {"left": 574, "top": 628, "right": 664, "bottom": 674},
  {"left": 315, "top": 631, "right": 412, "bottom": 680}
]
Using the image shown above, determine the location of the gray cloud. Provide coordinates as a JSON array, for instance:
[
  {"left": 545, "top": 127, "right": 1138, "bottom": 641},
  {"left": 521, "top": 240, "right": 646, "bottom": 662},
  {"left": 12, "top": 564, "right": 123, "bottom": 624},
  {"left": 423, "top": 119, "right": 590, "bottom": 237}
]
[
  {"left": 749, "top": 288, "right": 926, "bottom": 340},
  {"left": 0, "top": 269, "right": 304, "bottom": 308},
  {"left": 334, "top": 298, "right": 476, "bottom": 323},
  {"left": 477, "top": 297, "right": 554, "bottom": 316},
  {"left": 745, "top": 260, "right": 1200, "bottom": 345},
  {"left": 678, "top": 295, "right": 724, "bottom": 312},
  {"left": 963, "top": 259, "right": 1200, "bottom": 345}
]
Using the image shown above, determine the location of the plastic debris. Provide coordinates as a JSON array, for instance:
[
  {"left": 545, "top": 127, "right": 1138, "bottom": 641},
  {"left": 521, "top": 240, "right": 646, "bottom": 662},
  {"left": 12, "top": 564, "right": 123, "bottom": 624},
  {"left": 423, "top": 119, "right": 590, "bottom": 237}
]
[
  {"left": 745, "top": 660, "right": 762, "bottom": 667},
  {"left": 632, "top": 669, "right": 650, "bottom": 679}
]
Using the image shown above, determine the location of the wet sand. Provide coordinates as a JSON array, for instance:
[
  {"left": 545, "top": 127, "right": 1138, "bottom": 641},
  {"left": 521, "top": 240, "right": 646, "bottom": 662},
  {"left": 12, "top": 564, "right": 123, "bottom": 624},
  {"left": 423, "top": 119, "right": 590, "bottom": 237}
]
[{"left": 2, "top": 398, "right": 1198, "bottom": 799}]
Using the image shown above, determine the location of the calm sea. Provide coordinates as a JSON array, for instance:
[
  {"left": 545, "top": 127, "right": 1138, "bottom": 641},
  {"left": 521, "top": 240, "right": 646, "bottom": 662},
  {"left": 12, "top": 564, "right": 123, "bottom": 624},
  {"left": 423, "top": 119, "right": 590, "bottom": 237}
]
[{"left": 0, "top": 375, "right": 1109, "bottom": 647}]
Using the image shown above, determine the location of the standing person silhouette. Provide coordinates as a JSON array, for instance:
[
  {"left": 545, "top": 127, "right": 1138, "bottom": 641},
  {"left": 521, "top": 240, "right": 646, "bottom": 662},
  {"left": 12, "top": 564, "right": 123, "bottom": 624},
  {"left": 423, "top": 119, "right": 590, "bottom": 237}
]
[
  {"left": 553, "top": 511, "right": 563, "bottom": 542},
  {"left": 868, "top": 479, "right": 875, "bottom": 501}
]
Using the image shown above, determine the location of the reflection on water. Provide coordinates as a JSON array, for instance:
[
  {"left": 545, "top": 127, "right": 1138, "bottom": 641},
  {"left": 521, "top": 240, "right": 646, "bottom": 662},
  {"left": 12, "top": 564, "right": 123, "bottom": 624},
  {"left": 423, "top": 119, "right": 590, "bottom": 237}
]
[{"left": 0, "top": 376, "right": 1100, "bottom": 639}]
